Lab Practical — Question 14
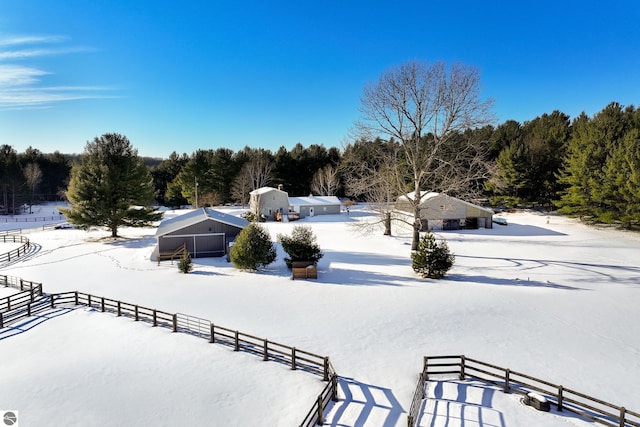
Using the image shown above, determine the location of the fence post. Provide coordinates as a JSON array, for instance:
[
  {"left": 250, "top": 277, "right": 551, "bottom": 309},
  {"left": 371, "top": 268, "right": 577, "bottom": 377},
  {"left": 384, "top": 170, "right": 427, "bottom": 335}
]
[
  {"left": 323, "top": 357, "right": 330, "bottom": 381},
  {"left": 88, "top": 294, "right": 92, "bottom": 308},
  {"left": 101, "top": 297, "right": 105, "bottom": 312},
  {"left": 135, "top": 305, "right": 139, "bottom": 321},
  {"left": 332, "top": 374, "right": 339, "bottom": 402},
  {"left": 50, "top": 294, "right": 55, "bottom": 308},
  {"left": 27, "top": 302, "right": 31, "bottom": 317},
  {"left": 74, "top": 291, "right": 78, "bottom": 306},
  {"left": 0, "top": 312, "right": 3, "bottom": 329},
  {"left": 153, "top": 310, "right": 157, "bottom": 327},
  {"left": 291, "top": 347, "right": 297, "bottom": 370},
  {"left": 172, "top": 314, "right": 178, "bottom": 333},
  {"left": 234, "top": 331, "right": 239, "bottom": 351},
  {"left": 209, "top": 323, "right": 215, "bottom": 343},
  {"left": 557, "top": 385, "right": 563, "bottom": 411},
  {"left": 7, "top": 297, "right": 10, "bottom": 311},
  {"left": 619, "top": 407, "right": 626, "bottom": 427},
  {"left": 316, "top": 395, "right": 324, "bottom": 425},
  {"left": 504, "top": 369, "right": 510, "bottom": 393},
  {"left": 117, "top": 301, "right": 121, "bottom": 317},
  {"left": 459, "top": 355, "right": 466, "bottom": 380},
  {"left": 423, "top": 356, "right": 429, "bottom": 380},
  {"left": 263, "top": 339, "right": 268, "bottom": 361},
  {"left": 20, "top": 279, "right": 24, "bottom": 291}
]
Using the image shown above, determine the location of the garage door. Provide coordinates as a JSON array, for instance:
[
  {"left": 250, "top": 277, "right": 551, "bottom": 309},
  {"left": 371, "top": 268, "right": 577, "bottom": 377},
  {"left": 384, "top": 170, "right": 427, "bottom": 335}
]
[{"left": 194, "top": 234, "right": 225, "bottom": 257}]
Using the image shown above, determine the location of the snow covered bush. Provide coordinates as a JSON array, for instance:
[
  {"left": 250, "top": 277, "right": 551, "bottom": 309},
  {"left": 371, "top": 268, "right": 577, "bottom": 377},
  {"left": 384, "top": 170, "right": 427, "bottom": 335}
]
[
  {"left": 230, "top": 223, "right": 276, "bottom": 271},
  {"left": 411, "top": 232, "right": 455, "bottom": 279},
  {"left": 277, "top": 225, "right": 323, "bottom": 268},
  {"left": 178, "top": 250, "right": 193, "bottom": 274}
]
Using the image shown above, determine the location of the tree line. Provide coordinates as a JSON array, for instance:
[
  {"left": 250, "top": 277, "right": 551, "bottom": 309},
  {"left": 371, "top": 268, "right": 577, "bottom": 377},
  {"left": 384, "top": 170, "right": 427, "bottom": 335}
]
[{"left": 2, "top": 92, "right": 638, "bottom": 230}]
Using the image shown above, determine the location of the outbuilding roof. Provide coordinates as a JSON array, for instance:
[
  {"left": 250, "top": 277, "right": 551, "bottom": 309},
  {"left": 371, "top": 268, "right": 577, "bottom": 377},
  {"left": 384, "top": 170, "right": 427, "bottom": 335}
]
[
  {"left": 155, "top": 208, "right": 249, "bottom": 237},
  {"left": 398, "top": 192, "right": 494, "bottom": 214},
  {"left": 288, "top": 195, "right": 342, "bottom": 206}
]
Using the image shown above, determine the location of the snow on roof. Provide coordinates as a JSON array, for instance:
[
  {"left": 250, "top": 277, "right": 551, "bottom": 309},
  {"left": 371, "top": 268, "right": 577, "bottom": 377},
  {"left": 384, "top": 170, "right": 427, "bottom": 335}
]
[
  {"left": 397, "top": 191, "right": 440, "bottom": 202},
  {"left": 249, "top": 186, "right": 287, "bottom": 195},
  {"left": 155, "top": 208, "right": 249, "bottom": 237},
  {"left": 288, "top": 195, "right": 342, "bottom": 206},
  {"left": 398, "top": 191, "right": 494, "bottom": 214}
]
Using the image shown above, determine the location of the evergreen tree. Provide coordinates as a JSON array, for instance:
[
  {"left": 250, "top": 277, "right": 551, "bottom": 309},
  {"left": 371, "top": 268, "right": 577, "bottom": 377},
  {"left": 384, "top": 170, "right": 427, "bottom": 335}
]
[
  {"left": 277, "top": 225, "right": 323, "bottom": 268},
  {"left": 178, "top": 250, "right": 193, "bottom": 274},
  {"left": 61, "top": 133, "right": 163, "bottom": 237},
  {"left": 411, "top": 232, "right": 455, "bottom": 279},
  {"left": 230, "top": 223, "right": 276, "bottom": 271},
  {"left": 151, "top": 151, "right": 188, "bottom": 206},
  {"left": 556, "top": 103, "right": 634, "bottom": 221}
]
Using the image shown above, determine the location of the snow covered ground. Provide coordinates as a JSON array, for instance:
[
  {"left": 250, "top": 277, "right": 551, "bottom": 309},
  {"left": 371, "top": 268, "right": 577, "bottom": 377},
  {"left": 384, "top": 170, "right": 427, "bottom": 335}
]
[{"left": 1, "top": 204, "right": 639, "bottom": 426}]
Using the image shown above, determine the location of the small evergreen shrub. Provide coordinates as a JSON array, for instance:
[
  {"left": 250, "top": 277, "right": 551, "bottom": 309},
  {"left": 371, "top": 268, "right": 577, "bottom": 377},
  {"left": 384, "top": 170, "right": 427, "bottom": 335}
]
[
  {"left": 178, "top": 250, "right": 193, "bottom": 274},
  {"left": 411, "top": 232, "right": 455, "bottom": 279},
  {"left": 230, "top": 223, "right": 277, "bottom": 271},
  {"left": 242, "top": 211, "right": 266, "bottom": 222},
  {"left": 277, "top": 225, "right": 323, "bottom": 268}
]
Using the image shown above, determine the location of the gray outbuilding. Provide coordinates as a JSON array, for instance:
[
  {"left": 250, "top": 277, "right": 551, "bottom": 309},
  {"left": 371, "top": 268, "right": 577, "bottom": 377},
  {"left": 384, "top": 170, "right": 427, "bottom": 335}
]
[
  {"left": 154, "top": 208, "right": 249, "bottom": 259},
  {"left": 396, "top": 192, "right": 494, "bottom": 230},
  {"left": 288, "top": 195, "right": 342, "bottom": 218}
]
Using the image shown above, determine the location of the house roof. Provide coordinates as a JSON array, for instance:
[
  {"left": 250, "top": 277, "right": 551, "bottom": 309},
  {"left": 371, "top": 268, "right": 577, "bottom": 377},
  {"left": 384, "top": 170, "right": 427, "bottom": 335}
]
[
  {"left": 155, "top": 208, "right": 249, "bottom": 237},
  {"left": 398, "top": 192, "right": 494, "bottom": 214},
  {"left": 249, "top": 186, "right": 287, "bottom": 196},
  {"left": 288, "top": 195, "right": 342, "bottom": 207}
]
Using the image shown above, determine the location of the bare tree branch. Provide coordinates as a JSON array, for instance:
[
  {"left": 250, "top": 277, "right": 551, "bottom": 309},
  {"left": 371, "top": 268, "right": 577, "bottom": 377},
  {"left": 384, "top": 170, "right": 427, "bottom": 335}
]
[{"left": 356, "top": 60, "right": 495, "bottom": 249}]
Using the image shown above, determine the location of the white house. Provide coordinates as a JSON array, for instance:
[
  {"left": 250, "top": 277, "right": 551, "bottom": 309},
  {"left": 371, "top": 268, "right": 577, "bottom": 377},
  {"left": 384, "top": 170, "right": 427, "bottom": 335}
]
[
  {"left": 249, "top": 186, "right": 290, "bottom": 220},
  {"left": 250, "top": 186, "right": 342, "bottom": 220}
]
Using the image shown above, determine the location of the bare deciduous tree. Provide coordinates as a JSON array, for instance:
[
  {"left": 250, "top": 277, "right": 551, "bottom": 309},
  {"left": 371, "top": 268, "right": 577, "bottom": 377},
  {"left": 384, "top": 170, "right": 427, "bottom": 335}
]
[
  {"left": 344, "top": 145, "right": 407, "bottom": 236},
  {"left": 357, "top": 60, "right": 494, "bottom": 249},
  {"left": 246, "top": 157, "right": 274, "bottom": 190},
  {"left": 231, "top": 164, "right": 252, "bottom": 207},
  {"left": 310, "top": 164, "right": 340, "bottom": 195},
  {"left": 24, "top": 162, "right": 42, "bottom": 214}
]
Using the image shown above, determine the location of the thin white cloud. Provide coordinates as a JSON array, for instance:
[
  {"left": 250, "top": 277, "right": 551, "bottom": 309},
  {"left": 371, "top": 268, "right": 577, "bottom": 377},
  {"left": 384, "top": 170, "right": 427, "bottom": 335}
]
[
  {"left": 0, "top": 34, "right": 114, "bottom": 108},
  {"left": 0, "top": 65, "right": 49, "bottom": 86},
  {"left": 0, "top": 46, "right": 93, "bottom": 60},
  {"left": 0, "top": 35, "right": 68, "bottom": 47}
]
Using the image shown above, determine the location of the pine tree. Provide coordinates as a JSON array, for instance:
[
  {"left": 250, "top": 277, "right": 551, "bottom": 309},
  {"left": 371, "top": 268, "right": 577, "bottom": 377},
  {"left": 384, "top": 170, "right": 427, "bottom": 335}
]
[
  {"left": 178, "top": 250, "right": 193, "bottom": 274},
  {"left": 277, "top": 225, "right": 323, "bottom": 268},
  {"left": 230, "top": 223, "right": 277, "bottom": 271},
  {"left": 411, "top": 232, "right": 455, "bottom": 279},
  {"left": 60, "top": 133, "right": 163, "bottom": 237}
]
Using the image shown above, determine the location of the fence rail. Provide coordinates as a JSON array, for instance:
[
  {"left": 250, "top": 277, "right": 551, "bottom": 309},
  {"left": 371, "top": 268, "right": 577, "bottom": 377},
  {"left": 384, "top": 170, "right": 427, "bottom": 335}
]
[
  {"left": 406, "top": 355, "right": 640, "bottom": 427},
  {"left": 1, "top": 275, "right": 42, "bottom": 292},
  {"left": 0, "top": 235, "right": 31, "bottom": 263},
  {"left": 30, "top": 290, "right": 339, "bottom": 426},
  {"left": 0, "top": 285, "right": 42, "bottom": 313},
  {"left": 0, "top": 215, "right": 64, "bottom": 223}
]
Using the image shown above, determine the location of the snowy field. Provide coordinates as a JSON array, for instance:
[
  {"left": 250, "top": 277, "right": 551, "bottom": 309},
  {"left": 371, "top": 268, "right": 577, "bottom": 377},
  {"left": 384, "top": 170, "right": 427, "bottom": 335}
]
[{"left": 1, "top": 204, "right": 639, "bottom": 426}]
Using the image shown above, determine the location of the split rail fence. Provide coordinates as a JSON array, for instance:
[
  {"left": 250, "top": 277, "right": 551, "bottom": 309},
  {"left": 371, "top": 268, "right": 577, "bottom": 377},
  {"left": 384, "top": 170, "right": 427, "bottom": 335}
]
[
  {"left": 0, "top": 286, "right": 338, "bottom": 426},
  {"left": 407, "top": 355, "right": 640, "bottom": 427},
  {"left": 0, "top": 235, "right": 30, "bottom": 263},
  {"left": 0, "top": 275, "right": 44, "bottom": 328}
]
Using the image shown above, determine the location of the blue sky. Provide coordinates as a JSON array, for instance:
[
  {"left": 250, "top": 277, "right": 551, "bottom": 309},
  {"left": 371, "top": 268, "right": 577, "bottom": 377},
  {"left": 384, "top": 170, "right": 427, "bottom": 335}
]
[{"left": 1, "top": 1, "right": 639, "bottom": 158}]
